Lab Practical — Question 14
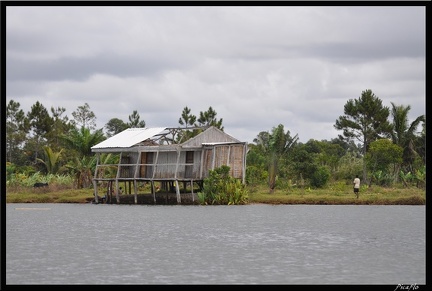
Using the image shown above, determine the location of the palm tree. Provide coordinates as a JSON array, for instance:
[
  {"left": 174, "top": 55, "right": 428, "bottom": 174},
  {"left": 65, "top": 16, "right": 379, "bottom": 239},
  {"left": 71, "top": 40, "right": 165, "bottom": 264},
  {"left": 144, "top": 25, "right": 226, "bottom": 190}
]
[
  {"left": 36, "top": 146, "right": 64, "bottom": 174},
  {"left": 254, "top": 124, "right": 298, "bottom": 193},
  {"left": 66, "top": 155, "right": 97, "bottom": 188},
  {"left": 61, "top": 126, "right": 106, "bottom": 157},
  {"left": 390, "top": 102, "right": 425, "bottom": 174},
  {"left": 60, "top": 126, "right": 106, "bottom": 188}
]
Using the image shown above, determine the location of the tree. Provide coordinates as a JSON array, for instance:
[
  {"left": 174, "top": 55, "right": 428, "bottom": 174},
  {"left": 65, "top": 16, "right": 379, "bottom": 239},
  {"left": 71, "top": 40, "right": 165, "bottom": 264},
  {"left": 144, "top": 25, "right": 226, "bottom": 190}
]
[
  {"left": 127, "top": 110, "right": 146, "bottom": 128},
  {"left": 331, "top": 137, "right": 362, "bottom": 158},
  {"left": 365, "top": 139, "right": 403, "bottom": 186},
  {"left": 65, "top": 155, "right": 97, "bottom": 188},
  {"left": 334, "top": 89, "right": 392, "bottom": 181},
  {"left": 196, "top": 106, "right": 223, "bottom": 130},
  {"left": 45, "top": 106, "right": 73, "bottom": 152},
  {"left": 61, "top": 126, "right": 106, "bottom": 157},
  {"left": 178, "top": 106, "right": 196, "bottom": 128},
  {"left": 254, "top": 124, "right": 298, "bottom": 193},
  {"left": 6, "top": 100, "right": 28, "bottom": 164},
  {"left": 27, "top": 101, "right": 53, "bottom": 138},
  {"left": 104, "top": 110, "right": 145, "bottom": 137},
  {"left": 288, "top": 143, "right": 318, "bottom": 186},
  {"left": 71, "top": 103, "right": 97, "bottom": 130},
  {"left": 245, "top": 143, "right": 268, "bottom": 186},
  {"left": 389, "top": 102, "right": 425, "bottom": 174},
  {"left": 177, "top": 106, "right": 197, "bottom": 142},
  {"left": 36, "top": 146, "right": 64, "bottom": 175},
  {"left": 26, "top": 101, "right": 54, "bottom": 166},
  {"left": 310, "top": 166, "right": 330, "bottom": 188},
  {"left": 415, "top": 122, "right": 426, "bottom": 166},
  {"left": 105, "top": 118, "right": 129, "bottom": 137},
  {"left": 304, "top": 139, "right": 345, "bottom": 179}
]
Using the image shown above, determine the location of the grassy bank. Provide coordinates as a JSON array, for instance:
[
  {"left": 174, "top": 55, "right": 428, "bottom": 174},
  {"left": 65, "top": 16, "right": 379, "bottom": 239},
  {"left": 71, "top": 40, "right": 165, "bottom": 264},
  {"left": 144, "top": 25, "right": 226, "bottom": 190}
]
[
  {"left": 247, "top": 185, "right": 425, "bottom": 205},
  {"left": 5, "top": 183, "right": 426, "bottom": 205}
]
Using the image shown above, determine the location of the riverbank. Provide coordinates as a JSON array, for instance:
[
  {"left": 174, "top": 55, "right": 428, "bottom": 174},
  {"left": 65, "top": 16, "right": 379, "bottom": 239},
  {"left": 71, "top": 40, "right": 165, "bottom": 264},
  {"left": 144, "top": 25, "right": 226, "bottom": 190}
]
[{"left": 5, "top": 184, "right": 426, "bottom": 205}]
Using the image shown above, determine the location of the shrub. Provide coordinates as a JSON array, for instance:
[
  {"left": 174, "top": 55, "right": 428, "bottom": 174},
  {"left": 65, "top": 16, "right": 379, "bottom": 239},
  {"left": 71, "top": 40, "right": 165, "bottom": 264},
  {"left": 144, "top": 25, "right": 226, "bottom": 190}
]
[
  {"left": 310, "top": 166, "right": 330, "bottom": 188},
  {"left": 198, "top": 165, "right": 249, "bottom": 205}
]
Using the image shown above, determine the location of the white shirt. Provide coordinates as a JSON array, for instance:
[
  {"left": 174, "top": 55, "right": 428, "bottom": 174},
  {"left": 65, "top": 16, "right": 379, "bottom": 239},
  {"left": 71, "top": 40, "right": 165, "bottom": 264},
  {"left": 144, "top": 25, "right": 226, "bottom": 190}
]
[{"left": 353, "top": 177, "right": 360, "bottom": 189}]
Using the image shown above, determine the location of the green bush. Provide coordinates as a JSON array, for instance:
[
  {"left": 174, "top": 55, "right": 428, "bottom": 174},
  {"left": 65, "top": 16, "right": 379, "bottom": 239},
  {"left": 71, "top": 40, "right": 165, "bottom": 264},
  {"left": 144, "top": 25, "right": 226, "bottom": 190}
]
[
  {"left": 198, "top": 165, "right": 248, "bottom": 205},
  {"left": 6, "top": 171, "right": 75, "bottom": 188},
  {"left": 310, "top": 166, "right": 330, "bottom": 188}
]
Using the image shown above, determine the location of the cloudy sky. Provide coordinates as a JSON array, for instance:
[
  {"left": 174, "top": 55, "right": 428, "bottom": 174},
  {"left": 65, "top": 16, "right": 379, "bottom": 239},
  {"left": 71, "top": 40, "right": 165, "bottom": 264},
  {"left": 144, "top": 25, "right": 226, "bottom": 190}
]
[{"left": 5, "top": 5, "right": 426, "bottom": 143}]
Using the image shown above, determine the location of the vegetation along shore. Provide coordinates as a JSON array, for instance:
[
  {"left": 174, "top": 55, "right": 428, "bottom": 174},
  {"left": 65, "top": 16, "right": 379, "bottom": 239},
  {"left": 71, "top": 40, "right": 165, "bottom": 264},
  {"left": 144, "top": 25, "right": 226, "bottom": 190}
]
[
  {"left": 6, "top": 89, "right": 425, "bottom": 206},
  {"left": 6, "top": 182, "right": 425, "bottom": 205}
]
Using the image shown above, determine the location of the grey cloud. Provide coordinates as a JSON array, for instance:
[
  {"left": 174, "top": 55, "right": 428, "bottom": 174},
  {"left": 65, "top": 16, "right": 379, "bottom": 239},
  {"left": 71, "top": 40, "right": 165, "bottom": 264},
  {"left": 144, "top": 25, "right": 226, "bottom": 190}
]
[
  {"left": 5, "top": 5, "right": 426, "bottom": 144},
  {"left": 304, "top": 41, "right": 425, "bottom": 63},
  {"left": 6, "top": 53, "right": 188, "bottom": 82}
]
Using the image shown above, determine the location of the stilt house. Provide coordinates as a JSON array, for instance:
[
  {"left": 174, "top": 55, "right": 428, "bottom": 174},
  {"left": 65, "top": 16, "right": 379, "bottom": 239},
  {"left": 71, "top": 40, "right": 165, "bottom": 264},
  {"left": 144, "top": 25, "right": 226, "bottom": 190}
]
[{"left": 91, "top": 126, "right": 248, "bottom": 204}]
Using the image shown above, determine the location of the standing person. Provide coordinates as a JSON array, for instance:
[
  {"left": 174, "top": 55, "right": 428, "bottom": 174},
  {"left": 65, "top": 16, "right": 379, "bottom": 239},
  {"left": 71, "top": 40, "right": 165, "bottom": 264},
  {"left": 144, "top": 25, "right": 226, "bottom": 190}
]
[{"left": 353, "top": 175, "right": 361, "bottom": 198}]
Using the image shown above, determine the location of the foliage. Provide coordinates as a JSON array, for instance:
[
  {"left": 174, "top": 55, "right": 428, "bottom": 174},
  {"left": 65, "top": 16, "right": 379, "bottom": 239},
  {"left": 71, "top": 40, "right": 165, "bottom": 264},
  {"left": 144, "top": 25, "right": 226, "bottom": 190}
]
[
  {"left": 413, "top": 165, "right": 426, "bottom": 189},
  {"left": 196, "top": 106, "right": 224, "bottom": 130},
  {"left": 175, "top": 106, "right": 223, "bottom": 142},
  {"left": 60, "top": 126, "right": 106, "bottom": 157},
  {"left": 104, "top": 110, "right": 146, "bottom": 137},
  {"left": 176, "top": 106, "right": 198, "bottom": 142},
  {"left": 245, "top": 143, "right": 268, "bottom": 185},
  {"left": 245, "top": 165, "right": 268, "bottom": 186},
  {"left": 105, "top": 118, "right": 129, "bottom": 137},
  {"left": 6, "top": 100, "right": 28, "bottom": 164},
  {"left": 4, "top": 98, "right": 425, "bottom": 192},
  {"left": 128, "top": 110, "right": 146, "bottom": 128},
  {"left": 389, "top": 102, "right": 425, "bottom": 175},
  {"left": 310, "top": 166, "right": 330, "bottom": 188},
  {"left": 415, "top": 122, "right": 426, "bottom": 165},
  {"left": 197, "top": 165, "right": 249, "bottom": 205},
  {"left": 71, "top": 103, "right": 97, "bottom": 130},
  {"left": 6, "top": 187, "right": 94, "bottom": 203},
  {"left": 27, "top": 101, "right": 53, "bottom": 138},
  {"left": 6, "top": 170, "right": 425, "bottom": 205},
  {"left": 287, "top": 143, "right": 317, "bottom": 185},
  {"left": 36, "top": 146, "right": 65, "bottom": 174},
  {"left": 365, "top": 139, "right": 403, "bottom": 180},
  {"left": 95, "top": 153, "right": 119, "bottom": 180},
  {"left": 65, "top": 155, "right": 97, "bottom": 188},
  {"left": 46, "top": 106, "right": 73, "bottom": 152},
  {"left": 25, "top": 101, "right": 54, "bottom": 167},
  {"left": 253, "top": 124, "right": 298, "bottom": 193},
  {"left": 334, "top": 89, "right": 393, "bottom": 154},
  {"left": 332, "top": 151, "right": 363, "bottom": 181},
  {"left": 6, "top": 171, "right": 74, "bottom": 188},
  {"left": 244, "top": 182, "right": 425, "bottom": 205},
  {"left": 370, "top": 170, "right": 393, "bottom": 187},
  {"left": 334, "top": 89, "right": 393, "bottom": 182}
]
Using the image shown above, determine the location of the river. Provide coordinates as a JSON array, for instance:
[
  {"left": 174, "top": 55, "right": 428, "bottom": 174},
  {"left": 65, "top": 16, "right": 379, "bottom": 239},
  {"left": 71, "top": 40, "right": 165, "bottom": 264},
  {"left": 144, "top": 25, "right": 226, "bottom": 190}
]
[{"left": 6, "top": 203, "right": 425, "bottom": 285}]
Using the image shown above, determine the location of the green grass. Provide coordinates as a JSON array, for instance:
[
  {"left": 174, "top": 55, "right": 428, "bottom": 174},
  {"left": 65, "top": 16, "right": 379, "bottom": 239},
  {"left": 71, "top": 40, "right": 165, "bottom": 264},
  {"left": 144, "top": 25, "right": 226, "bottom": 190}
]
[
  {"left": 5, "top": 183, "right": 426, "bottom": 205},
  {"left": 245, "top": 183, "right": 425, "bottom": 205},
  {"left": 6, "top": 186, "right": 95, "bottom": 204}
]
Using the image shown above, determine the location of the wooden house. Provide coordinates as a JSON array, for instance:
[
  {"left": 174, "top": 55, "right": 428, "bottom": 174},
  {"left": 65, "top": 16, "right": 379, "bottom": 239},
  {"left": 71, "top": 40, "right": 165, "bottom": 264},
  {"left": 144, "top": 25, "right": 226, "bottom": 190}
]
[{"left": 91, "top": 126, "right": 248, "bottom": 204}]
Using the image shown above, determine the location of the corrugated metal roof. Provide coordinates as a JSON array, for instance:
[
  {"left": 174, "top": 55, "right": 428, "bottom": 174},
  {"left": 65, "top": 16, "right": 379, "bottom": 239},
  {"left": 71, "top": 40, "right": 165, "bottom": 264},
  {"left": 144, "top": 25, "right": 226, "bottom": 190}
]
[
  {"left": 202, "top": 142, "right": 246, "bottom": 146},
  {"left": 91, "top": 127, "right": 167, "bottom": 149}
]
